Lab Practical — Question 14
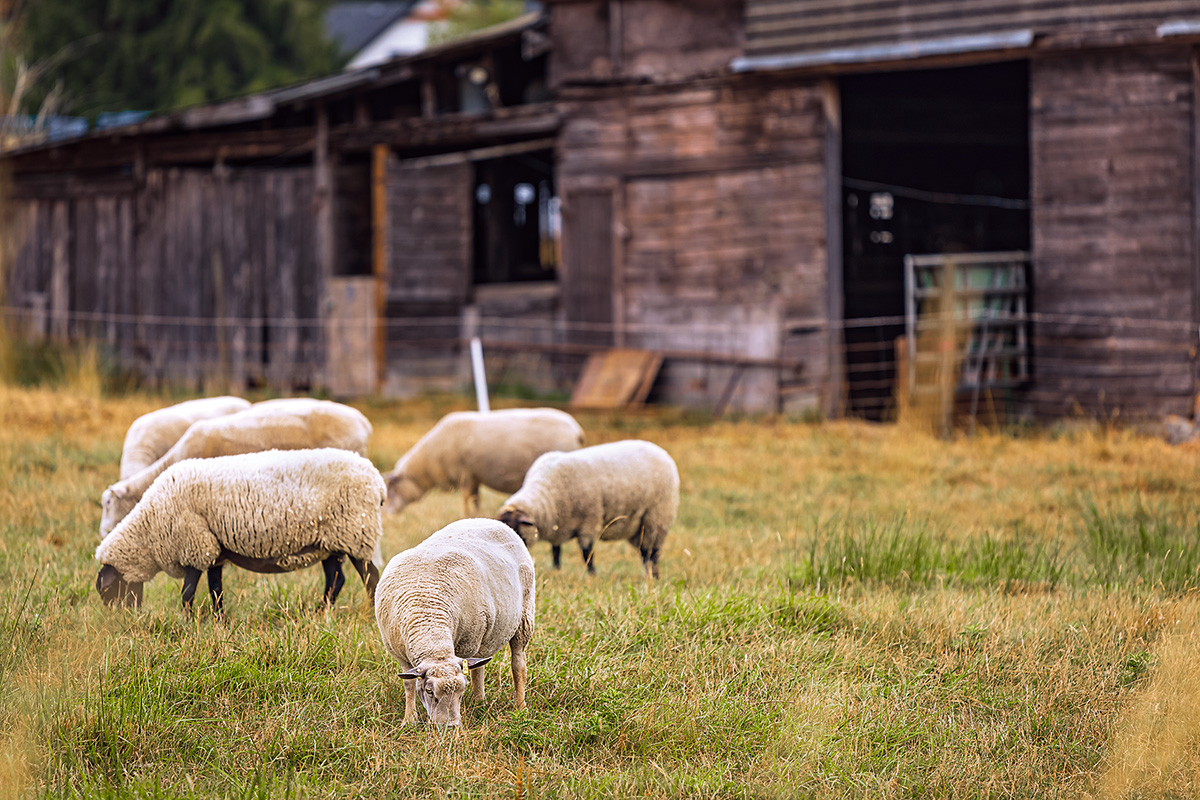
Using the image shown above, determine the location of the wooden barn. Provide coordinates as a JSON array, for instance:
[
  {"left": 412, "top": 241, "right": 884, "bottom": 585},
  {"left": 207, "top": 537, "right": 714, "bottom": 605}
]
[{"left": 5, "top": 1, "right": 1200, "bottom": 420}]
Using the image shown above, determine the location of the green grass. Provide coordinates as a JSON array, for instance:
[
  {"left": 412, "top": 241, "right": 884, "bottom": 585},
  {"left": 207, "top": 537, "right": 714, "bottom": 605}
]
[{"left": 4, "top": 386, "right": 1200, "bottom": 797}]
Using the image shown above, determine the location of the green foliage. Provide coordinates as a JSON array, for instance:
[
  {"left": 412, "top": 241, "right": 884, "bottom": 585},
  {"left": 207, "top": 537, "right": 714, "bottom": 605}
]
[
  {"left": 16, "top": 0, "right": 341, "bottom": 116},
  {"left": 427, "top": 0, "right": 527, "bottom": 47}
]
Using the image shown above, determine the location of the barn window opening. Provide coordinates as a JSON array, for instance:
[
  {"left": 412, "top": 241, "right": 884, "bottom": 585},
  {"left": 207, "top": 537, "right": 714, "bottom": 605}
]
[
  {"left": 840, "top": 59, "right": 1031, "bottom": 420},
  {"left": 472, "top": 149, "right": 558, "bottom": 284}
]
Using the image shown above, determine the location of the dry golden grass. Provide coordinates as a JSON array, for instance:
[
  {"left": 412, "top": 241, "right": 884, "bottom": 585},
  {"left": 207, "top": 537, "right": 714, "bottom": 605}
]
[{"left": 2, "top": 386, "right": 1200, "bottom": 798}]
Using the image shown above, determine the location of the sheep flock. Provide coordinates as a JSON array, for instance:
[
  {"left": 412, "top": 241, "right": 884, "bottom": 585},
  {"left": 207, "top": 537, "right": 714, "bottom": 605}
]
[{"left": 92, "top": 395, "right": 679, "bottom": 728}]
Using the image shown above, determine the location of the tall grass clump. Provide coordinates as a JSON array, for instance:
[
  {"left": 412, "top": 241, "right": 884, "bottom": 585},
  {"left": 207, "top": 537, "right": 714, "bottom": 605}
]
[
  {"left": 1082, "top": 499, "right": 1200, "bottom": 594},
  {"left": 789, "top": 516, "right": 1066, "bottom": 592}
]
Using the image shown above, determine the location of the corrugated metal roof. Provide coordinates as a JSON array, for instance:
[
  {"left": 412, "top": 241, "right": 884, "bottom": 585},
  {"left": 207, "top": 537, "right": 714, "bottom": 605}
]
[{"left": 739, "top": 0, "right": 1200, "bottom": 71}]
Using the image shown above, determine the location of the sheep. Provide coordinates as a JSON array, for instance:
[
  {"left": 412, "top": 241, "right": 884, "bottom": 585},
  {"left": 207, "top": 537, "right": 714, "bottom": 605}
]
[
  {"left": 94, "top": 448, "right": 385, "bottom": 614},
  {"left": 374, "top": 518, "right": 535, "bottom": 727},
  {"left": 100, "top": 398, "right": 372, "bottom": 538},
  {"left": 497, "top": 439, "right": 679, "bottom": 579},
  {"left": 119, "top": 396, "right": 252, "bottom": 479},
  {"left": 383, "top": 408, "right": 584, "bottom": 516}
]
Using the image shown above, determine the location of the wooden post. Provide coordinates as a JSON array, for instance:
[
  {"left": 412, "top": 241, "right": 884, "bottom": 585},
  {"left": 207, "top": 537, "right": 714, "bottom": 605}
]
[
  {"left": 372, "top": 144, "right": 389, "bottom": 392},
  {"left": 938, "top": 258, "right": 958, "bottom": 438},
  {"left": 1191, "top": 48, "right": 1200, "bottom": 417},
  {"left": 315, "top": 103, "right": 335, "bottom": 390},
  {"left": 822, "top": 77, "right": 845, "bottom": 419},
  {"left": 315, "top": 103, "right": 334, "bottom": 284}
]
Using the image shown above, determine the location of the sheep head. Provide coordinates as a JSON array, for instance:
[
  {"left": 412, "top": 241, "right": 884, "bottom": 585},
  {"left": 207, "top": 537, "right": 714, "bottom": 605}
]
[
  {"left": 382, "top": 471, "right": 423, "bottom": 515},
  {"left": 99, "top": 485, "right": 137, "bottom": 538},
  {"left": 400, "top": 656, "right": 492, "bottom": 727},
  {"left": 95, "top": 564, "right": 143, "bottom": 608},
  {"left": 498, "top": 507, "right": 537, "bottom": 547}
]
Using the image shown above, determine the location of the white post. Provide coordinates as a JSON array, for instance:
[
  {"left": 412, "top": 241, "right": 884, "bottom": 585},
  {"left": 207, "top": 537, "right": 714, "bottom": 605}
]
[{"left": 470, "top": 336, "right": 490, "bottom": 412}]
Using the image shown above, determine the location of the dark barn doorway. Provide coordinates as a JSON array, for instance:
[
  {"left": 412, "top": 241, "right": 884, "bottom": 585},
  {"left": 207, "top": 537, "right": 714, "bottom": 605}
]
[
  {"left": 473, "top": 149, "right": 558, "bottom": 285},
  {"left": 840, "top": 60, "right": 1030, "bottom": 419}
]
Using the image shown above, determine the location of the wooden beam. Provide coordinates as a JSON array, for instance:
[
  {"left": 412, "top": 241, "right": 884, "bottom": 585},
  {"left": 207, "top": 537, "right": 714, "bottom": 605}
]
[
  {"left": 372, "top": 144, "right": 390, "bottom": 391},
  {"left": 1192, "top": 46, "right": 1200, "bottom": 415},
  {"left": 822, "top": 76, "right": 846, "bottom": 418}
]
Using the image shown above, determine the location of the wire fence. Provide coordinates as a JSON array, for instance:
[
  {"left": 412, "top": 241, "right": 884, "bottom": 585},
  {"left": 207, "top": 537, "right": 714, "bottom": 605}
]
[{"left": 2, "top": 303, "right": 1197, "bottom": 423}]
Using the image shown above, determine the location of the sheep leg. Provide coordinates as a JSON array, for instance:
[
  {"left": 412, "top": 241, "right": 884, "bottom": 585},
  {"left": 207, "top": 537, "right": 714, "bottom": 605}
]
[
  {"left": 181, "top": 567, "right": 202, "bottom": 614},
  {"left": 321, "top": 554, "right": 346, "bottom": 606},
  {"left": 639, "top": 545, "right": 661, "bottom": 580},
  {"left": 551, "top": 545, "right": 562, "bottom": 570},
  {"left": 509, "top": 637, "right": 527, "bottom": 710},
  {"left": 207, "top": 565, "right": 225, "bottom": 616},
  {"left": 402, "top": 678, "right": 420, "bottom": 725},
  {"left": 579, "top": 540, "right": 596, "bottom": 574},
  {"left": 471, "top": 662, "right": 486, "bottom": 702},
  {"left": 462, "top": 486, "right": 481, "bottom": 517},
  {"left": 348, "top": 555, "right": 381, "bottom": 601}
]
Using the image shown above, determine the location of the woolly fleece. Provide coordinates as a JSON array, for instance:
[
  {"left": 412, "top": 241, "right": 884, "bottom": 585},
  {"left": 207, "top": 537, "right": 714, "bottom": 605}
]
[
  {"left": 96, "top": 448, "right": 385, "bottom": 584},
  {"left": 374, "top": 518, "right": 535, "bottom": 724},
  {"left": 120, "top": 396, "right": 251, "bottom": 479},
  {"left": 101, "top": 398, "right": 372, "bottom": 537},
  {"left": 383, "top": 408, "right": 583, "bottom": 513},
  {"left": 498, "top": 439, "right": 679, "bottom": 575}
]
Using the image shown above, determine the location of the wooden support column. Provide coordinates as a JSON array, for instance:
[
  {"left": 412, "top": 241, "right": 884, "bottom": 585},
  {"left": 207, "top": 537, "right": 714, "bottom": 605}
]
[
  {"left": 822, "top": 77, "right": 846, "bottom": 418},
  {"left": 373, "top": 144, "right": 390, "bottom": 391},
  {"left": 1192, "top": 47, "right": 1200, "bottom": 417},
  {"left": 315, "top": 102, "right": 335, "bottom": 284},
  {"left": 315, "top": 103, "right": 336, "bottom": 390}
]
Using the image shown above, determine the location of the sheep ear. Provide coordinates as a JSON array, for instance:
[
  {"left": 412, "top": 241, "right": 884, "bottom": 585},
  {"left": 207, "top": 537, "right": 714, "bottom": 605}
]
[
  {"left": 465, "top": 657, "right": 491, "bottom": 670},
  {"left": 398, "top": 668, "right": 424, "bottom": 680}
]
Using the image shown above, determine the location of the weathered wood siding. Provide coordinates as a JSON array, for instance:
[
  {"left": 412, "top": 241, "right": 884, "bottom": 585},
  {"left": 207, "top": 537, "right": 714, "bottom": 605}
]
[
  {"left": 745, "top": 0, "right": 1200, "bottom": 61},
  {"left": 1030, "top": 46, "right": 1196, "bottom": 418},
  {"left": 559, "top": 78, "right": 829, "bottom": 411},
  {"left": 7, "top": 167, "right": 321, "bottom": 389},
  {"left": 551, "top": 0, "right": 743, "bottom": 85},
  {"left": 383, "top": 159, "right": 472, "bottom": 392}
]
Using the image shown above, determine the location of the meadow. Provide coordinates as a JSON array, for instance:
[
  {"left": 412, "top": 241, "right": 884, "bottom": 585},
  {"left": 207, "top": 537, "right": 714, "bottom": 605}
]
[{"left": 2, "top": 383, "right": 1200, "bottom": 798}]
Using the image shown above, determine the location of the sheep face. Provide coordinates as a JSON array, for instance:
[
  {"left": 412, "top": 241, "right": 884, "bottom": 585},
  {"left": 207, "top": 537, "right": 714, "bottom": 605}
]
[
  {"left": 99, "top": 486, "right": 136, "bottom": 538},
  {"left": 382, "top": 472, "right": 422, "bottom": 515},
  {"left": 401, "top": 657, "right": 492, "bottom": 727},
  {"left": 498, "top": 509, "right": 538, "bottom": 547},
  {"left": 95, "top": 564, "right": 143, "bottom": 608}
]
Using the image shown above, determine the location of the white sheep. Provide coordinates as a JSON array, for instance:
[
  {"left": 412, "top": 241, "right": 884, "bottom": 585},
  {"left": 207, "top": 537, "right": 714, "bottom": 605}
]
[
  {"left": 374, "top": 518, "right": 535, "bottom": 727},
  {"left": 100, "top": 398, "right": 372, "bottom": 538},
  {"left": 497, "top": 439, "right": 679, "bottom": 579},
  {"left": 95, "top": 448, "right": 385, "bottom": 614},
  {"left": 383, "top": 408, "right": 584, "bottom": 515},
  {"left": 119, "top": 396, "right": 252, "bottom": 479}
]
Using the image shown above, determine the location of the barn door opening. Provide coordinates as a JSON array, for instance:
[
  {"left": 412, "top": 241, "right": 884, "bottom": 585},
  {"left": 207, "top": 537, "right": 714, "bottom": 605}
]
[{"left": 840, "top": 60, "right": 1030, "bottom": 419}]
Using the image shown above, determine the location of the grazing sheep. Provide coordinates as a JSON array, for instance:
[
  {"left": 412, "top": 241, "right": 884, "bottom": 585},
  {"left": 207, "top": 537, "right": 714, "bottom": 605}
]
[
  {"left": 497, "top": 439, "right": 679, "bottom": 578},
  {"left": 100, "top": 398, "right": 372, "bottom": 538},
  {"left": 374, "top": 518, "right": 535, "bottom": 727},
  {"left": 119, "top": 396, "right": 252, "bottom": 479},
  {"left": 383, "top": 408, "right": 584, "bottom": 515},
  {"left": 95, "top": 448, "right": 385, "bottom": 614}
]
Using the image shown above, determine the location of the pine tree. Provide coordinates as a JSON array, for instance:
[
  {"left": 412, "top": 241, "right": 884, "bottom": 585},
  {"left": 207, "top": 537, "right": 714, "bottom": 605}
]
[{"left": 15, "top": 0, "right": 341, "bottom": 117}]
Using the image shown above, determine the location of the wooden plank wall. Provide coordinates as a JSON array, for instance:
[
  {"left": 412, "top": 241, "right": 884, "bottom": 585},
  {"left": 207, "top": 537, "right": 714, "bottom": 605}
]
[
  {"left": 550, "top": 0, "right": 743, "bottom": 86},
  {"left": 558, "top": 77, "right": 829, "bottom": 412},
  {"left": 744, "top": 0, "right": 1200, "bottom": 60},
  {"left": 7, "top": 167, "right": 321, "bottom": 390},
  {"left": 1030, "top": 46, "right": 1195, "bottom": 418}
]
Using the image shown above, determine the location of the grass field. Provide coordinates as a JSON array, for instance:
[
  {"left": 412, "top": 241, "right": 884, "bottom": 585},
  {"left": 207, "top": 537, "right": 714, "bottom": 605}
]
[{"left": 3, "top": 384, "right": 1200, "bottom": 798}]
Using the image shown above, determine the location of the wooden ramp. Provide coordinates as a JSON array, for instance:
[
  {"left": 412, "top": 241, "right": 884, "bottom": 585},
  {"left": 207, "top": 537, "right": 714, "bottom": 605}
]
[{"left": 569, "top": 349, "right": 662, "bottom": 409}]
